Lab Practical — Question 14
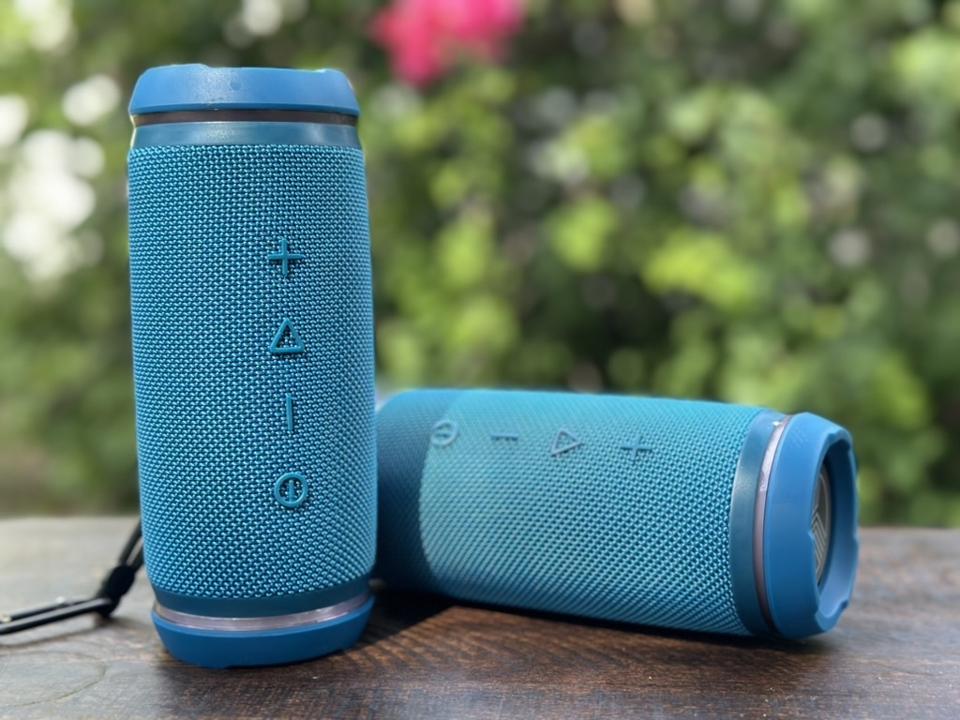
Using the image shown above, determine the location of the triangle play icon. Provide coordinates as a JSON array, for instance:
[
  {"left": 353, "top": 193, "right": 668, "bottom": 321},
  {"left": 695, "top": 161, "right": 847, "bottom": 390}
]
[
  {"left": 550, "top": 428, "right": 582, "bottom": 457},
  {"left": 269, "top": 318, "right": 305, "bottom": 355}
]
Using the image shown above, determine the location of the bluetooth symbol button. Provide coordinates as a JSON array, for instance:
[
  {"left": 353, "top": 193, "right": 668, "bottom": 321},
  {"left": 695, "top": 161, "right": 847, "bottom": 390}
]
[{"left": 273, "top": 472, "right": 309, "bottom": 509}]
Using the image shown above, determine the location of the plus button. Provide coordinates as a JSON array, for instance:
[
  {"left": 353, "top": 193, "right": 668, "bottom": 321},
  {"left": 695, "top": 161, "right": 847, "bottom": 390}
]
[
  {"left": 268, "top": 237, "right": 306, "bottom": 278},
  {"left": 620, "top": 434, "right": 653, "bottom": 462}
]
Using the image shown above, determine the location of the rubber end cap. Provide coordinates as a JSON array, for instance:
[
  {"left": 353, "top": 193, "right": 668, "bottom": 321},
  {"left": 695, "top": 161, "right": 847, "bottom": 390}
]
[{"left": 152, "top": 596, "right": 373, "bottom": 668}]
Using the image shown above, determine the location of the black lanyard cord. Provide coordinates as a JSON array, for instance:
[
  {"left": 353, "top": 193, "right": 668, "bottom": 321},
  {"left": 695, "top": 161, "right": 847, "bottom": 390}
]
[{"left": 0, "top": 521, "right": 143, "bottom": 635}]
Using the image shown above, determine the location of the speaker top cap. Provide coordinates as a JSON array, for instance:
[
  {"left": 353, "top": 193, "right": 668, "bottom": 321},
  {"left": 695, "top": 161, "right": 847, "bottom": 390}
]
[
  {"left": 129, "top": 64, "right": 360, "bottom": 117},
  {"left": 763, "top": 413, "right": 859, "bottom": 638}
]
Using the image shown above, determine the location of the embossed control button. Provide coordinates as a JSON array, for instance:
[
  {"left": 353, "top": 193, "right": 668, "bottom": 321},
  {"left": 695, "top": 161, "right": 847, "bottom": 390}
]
[
  {"left": 273, "top": 472, "right": 308, "bottom": 509},
  {"left": 269, "top": 318, "right": 305, "bottom": 355},
  {"left": 268, "top": 237, "right": 305, "bottom": 277},
  {"left": 620, "top": 433, "right": 653, "bottom": 462},
  {"left": 550, "top": 429, "right": 582, "bottom": 457},
  {"left": 431, "top": 420, "right": 459, "bottom": 448},
  {"left": 284, "top": 393, "right": 295, "bottom": 434}
]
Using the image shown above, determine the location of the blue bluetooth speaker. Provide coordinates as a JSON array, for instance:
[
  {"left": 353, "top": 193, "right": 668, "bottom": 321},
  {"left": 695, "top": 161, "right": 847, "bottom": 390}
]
[
  {"left": 127, "top": 65, "right": 375, "bottom": 667},
  {"left": 376, "top": 389, "right": 859, "bottom": 638}
]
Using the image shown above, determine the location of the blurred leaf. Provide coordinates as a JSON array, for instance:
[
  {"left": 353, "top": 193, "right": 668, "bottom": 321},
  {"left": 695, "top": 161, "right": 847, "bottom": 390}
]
[
  {"left": 644, "top": 229, "right": 766, "bottom": 312},
  {"left": 548, "top": 196, "right": 617, "bottom": 272}
]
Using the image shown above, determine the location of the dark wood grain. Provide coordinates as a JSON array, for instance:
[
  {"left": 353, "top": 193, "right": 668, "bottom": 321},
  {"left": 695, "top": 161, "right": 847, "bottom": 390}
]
[{"left": 0, "top": 519, "right": 957, "bottom": 719}]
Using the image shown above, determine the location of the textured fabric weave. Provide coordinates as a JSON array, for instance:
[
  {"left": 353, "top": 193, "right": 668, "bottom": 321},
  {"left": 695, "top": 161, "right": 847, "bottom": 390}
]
[
  {"left": 377, "top": 389, "right": 762, "bottom": 635},
  {"left": 128, "top": 142, "right": 375, "bottom": 602}
]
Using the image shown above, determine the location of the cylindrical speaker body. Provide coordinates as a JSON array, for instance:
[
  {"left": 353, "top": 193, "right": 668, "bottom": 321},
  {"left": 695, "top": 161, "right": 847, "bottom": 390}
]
[
  {"left": 376, "top": 389, "right": 858, "bottom": 638},
  {"left": 127, "top": 65, "right": 375, "bottom": 667}
]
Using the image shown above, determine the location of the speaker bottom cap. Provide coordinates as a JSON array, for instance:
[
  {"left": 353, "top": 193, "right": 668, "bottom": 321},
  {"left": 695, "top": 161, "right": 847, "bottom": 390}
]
[{"left": 151, "top": 594, "right": 373, "bottom": 668}]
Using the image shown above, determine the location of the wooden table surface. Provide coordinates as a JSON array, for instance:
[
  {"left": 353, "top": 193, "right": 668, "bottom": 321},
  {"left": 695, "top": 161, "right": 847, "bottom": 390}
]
[{"left": 0, "top": 519, "right": 957, "bottom": 719}]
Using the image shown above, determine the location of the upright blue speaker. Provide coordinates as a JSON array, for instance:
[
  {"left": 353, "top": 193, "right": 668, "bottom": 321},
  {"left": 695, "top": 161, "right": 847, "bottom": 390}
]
[
  {"left": 126, "top": 65, "right": 375, "bottom": 667},
  {"left": 376, "top": 389, "right": 859, "bottom": 638}
]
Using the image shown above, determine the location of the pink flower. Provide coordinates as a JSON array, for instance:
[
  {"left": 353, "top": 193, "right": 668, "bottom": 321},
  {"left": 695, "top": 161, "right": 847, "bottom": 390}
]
[{"left": 371, "top": 0, "right": 524, "bottom": 86}]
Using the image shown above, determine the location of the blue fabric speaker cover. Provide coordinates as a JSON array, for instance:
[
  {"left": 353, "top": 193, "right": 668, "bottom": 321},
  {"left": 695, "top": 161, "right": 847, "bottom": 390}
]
[
  {"left": 377, "top": 389, "right": 765, "bottom": 635},
  {"left": 128, "top": 141, "right": 375, "bottom": 611}
]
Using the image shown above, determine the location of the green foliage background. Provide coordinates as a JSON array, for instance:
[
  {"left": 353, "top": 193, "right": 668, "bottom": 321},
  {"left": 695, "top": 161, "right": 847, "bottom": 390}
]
[{"left": 0, "top": 0, "right": 958, "bottom": 524}]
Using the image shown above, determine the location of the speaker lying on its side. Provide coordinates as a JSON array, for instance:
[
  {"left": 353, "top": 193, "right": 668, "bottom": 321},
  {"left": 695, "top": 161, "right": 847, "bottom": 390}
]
[{"left": 376, "top": 389, "right": 858, "bottom": 638}]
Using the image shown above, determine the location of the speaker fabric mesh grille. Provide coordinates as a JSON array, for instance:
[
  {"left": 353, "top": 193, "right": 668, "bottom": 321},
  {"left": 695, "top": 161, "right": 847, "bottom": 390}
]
[
  {"left": 128, "top": 142, "right": 375, "bottom": 601},
  {"left": 377, "top": 389, "right": 762, "bottom": 635}
]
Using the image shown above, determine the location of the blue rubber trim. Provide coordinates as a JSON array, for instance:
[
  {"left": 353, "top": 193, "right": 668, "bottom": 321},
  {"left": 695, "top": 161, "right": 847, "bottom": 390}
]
[
  {"left": 763, "top": 413, "right": 859, "bottom": 638},
  {"left": 130, "top": 65, "right": 359, "bottom": 116},
  {"left": 152, "top": 575, "right": 370, "bottom": 618},
  {"left": 152, "top": 595, "right": 373, "bottom": 668},
  {"left": 728, "top": 410, "right": 783, "bottom": 636},
  {"left": 132, "top": 121, "right": 360, "bottom": 149}
]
